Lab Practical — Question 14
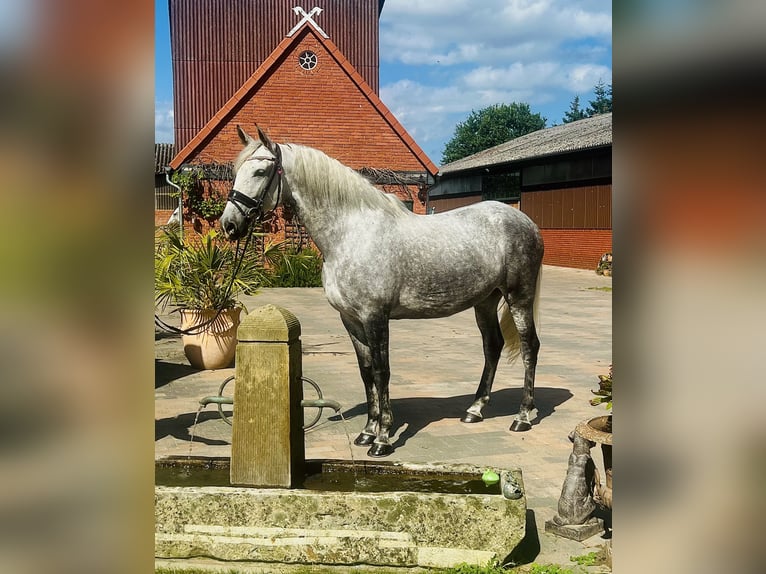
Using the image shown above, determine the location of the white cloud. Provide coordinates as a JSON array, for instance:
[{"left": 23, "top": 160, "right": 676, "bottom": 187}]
[
  {"left": 462, "top": 61, "right": 560, "bottom": 90},
  {"left": 564, "top": 63, "right": 612, "bottom": 92},
  {"left": 155, "top": 101, "right": 174, "bottom": 143},
  {"left": 382, "top": 0, "right": 476, "bottom": 18},
  {"left": 381, "top": 0, "right": 611, "bottom": 65},
  {"left": 377, "top": 0, "right": 611, "bottom": 162},
  {"left": 462, "top": 61, "right": 611, "bottom": 94}
]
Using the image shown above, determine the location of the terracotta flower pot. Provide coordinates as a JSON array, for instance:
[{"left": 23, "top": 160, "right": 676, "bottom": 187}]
[{"left": 180, "top": 308, "right": 242, "bottom": 370}]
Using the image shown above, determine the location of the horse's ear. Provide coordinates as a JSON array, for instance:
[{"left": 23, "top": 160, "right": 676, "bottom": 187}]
[
  {"left": 236, "top": 125, "right": 253, "bottom": 145},
  {"left": 256, "top": 125, "right": 276, "bottom": 153}
]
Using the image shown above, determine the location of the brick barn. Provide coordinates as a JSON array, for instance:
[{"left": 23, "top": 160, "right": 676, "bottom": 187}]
[
  {"left": 429, "top": 113, "right": 612, "bottom": 270},
  {"left": 166, "top": 0, "right": 437, "bottom": 241}
]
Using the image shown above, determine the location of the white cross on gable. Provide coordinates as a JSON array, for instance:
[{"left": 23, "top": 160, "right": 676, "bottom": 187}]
[{"left": 288, "top": 6, "right": 329, "bottom": 38}]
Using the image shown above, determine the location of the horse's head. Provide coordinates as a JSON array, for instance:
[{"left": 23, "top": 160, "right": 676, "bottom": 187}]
[{"left": 220, "top": 125, "right": 283, "bottom": 240}]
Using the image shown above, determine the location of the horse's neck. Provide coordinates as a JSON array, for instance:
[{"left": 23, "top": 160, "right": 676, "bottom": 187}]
[{"left": 282, "top": 147, "right": 357, "bottom": 257}]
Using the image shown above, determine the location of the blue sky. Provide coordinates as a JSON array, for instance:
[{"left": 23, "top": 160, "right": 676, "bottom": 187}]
[{"left": 155, "top": 0, "right": 611, "bottom": 164}]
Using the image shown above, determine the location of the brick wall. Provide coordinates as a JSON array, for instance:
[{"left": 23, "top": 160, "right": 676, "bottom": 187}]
[
  {"left": 155, "top": 209, "right": 175, "bottom": 227},
  {"left": 187, "top": 30, "right": 431, "bottom": 214},
  {"left": 540, "top": 229, "right": 612, "bottom": 270}
]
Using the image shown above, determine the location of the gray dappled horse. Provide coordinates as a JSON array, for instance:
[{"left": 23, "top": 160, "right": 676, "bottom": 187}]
[{"left": 221, "top": 126, "right": 544, "bottom": 458}]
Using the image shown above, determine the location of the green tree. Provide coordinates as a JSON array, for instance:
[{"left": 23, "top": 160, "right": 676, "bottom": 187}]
[
  {"left": 586, "top": 79, "right": 612, "bottom": 116},
  {"left": 562, "top": 95, "right": 588, "bottom": 123},
  {"left": 441, "top": 103, "right": 546, "bottom": 164}
]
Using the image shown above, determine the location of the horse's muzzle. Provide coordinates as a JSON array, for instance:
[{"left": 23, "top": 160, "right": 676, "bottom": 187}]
[{"left": 220, "top": 218, "right": 241, "bottom": 240}]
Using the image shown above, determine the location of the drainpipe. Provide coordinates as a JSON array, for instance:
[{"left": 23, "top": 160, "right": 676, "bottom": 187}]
[{"left": 164, "top": 166, "right": 183, "bottom": 243}]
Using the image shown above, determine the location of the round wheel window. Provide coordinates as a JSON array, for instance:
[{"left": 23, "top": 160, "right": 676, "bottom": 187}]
[{"left": 298, "top": 50, "right": 318, "bottom": 71}]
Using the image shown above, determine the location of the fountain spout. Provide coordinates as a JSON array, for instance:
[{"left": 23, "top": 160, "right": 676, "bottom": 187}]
[
  {"left": 199, "top": 395, "right": 233, "bottom": 407},
  {"left": 199, "top": 395, "right": 340, "bottom": 413},
  {"left": 301, "top": 398, "right": 341, "bottom": 413}
]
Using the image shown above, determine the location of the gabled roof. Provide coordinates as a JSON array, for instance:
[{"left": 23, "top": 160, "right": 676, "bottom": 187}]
[
  {"left": 170, "top": 23, "right": 436, "bottom": 175},
  {"left": 439, "top": 112, "right": 612, "bottom": 175}
]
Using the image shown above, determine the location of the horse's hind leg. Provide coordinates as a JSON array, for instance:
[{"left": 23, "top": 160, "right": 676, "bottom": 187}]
[
  {"left": 507, "top": 297, "right": 540, "bottom": 432},
  {"left": 462, "top": 292, "right": 504, "bottom": 423}
]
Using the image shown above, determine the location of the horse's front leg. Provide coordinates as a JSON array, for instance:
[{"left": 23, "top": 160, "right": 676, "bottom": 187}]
[
  {"left": 363, "top": 316, "right": 393, "bottom": 457},
  {"left": 341, "top": 315, "right": 379, "bottom": 446}
]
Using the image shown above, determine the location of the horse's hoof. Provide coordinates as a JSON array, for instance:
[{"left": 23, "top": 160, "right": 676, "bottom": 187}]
[
  {"left": 510, "top": 420, "right": 532, "bottom": 432},
  {"left": 367, "top": 443, "right": 393, "bottom": 458},
  {"left": 461, "top": 413, "right": 483, "bottom": 423},
  {"left": 354, "top": 433, "right": 376, "bottom": 446}
]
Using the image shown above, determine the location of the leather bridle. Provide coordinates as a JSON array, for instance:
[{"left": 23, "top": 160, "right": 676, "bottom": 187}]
[{"left": 226, "top": 144, "right": 283, "bottom": 223}]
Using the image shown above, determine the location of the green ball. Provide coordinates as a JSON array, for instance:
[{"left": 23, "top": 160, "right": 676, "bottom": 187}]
[{"left": 481, "top": 470, "right": 500, "bottom": 485}]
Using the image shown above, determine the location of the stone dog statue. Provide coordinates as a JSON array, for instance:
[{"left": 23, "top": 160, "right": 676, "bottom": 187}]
[{"left": 552, "top": 432, "right": 598, "bottom": 526}]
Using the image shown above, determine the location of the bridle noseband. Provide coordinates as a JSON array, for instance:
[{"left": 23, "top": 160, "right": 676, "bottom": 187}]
[{"left": 227, "top": 144, "right": 283, "bottom": 223}]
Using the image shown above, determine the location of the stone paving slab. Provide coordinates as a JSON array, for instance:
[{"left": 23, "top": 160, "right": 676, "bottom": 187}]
[{"left": 155, "top": 265, "right": 612, "bottom": 567}]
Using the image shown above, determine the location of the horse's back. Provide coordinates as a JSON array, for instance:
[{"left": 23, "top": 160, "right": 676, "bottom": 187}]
[
  {"left": 437, "top": 200, "right": 538, "bottom": 231},
  {"left": 323, "top": 200, "right": 542, "bottom": 320},
  {"left": 392, "top": 202, "right": 542, "bottom": 317},
  {"left": 421, "top": 201, "right": 542, "bottom": 259}
]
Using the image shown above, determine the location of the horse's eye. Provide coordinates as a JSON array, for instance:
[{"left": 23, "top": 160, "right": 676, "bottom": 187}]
[{"left": 254, "top": 169, "right": 266, "bottom": 177}]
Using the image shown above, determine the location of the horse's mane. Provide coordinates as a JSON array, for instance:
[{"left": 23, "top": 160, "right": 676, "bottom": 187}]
[
  {"left": 291, "top": 144, "right": 414, "bottom": 217},
  {"left": 235, "top": 140, "right": 411, "bottom": 218}
]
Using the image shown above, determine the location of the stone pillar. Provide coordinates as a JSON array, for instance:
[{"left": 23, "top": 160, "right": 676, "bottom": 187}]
[{"left": 230, "top": 305, "right": 304, "bottom": 487}]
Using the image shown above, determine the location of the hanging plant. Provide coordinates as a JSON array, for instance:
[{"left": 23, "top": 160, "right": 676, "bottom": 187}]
[{"left": 171, "top": 167, "right": 228, "bottom": 225}]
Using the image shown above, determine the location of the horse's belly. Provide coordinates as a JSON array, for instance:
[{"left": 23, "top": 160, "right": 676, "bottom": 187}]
[
  {"left": 391, "top": 283, "right": 496, "bottom": 319},
  {"left": 390, "top": 301, "right": 471, "bottom": 320}
]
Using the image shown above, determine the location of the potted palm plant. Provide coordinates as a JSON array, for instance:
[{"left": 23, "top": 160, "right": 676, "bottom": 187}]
[{"left": 154, "top": 228, "right": 271, "bottom": 369}]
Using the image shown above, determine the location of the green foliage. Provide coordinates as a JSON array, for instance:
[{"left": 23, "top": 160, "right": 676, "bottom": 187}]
[
  {"left": 441, "top": 561, "right": 506, "bottom": 574},
  {"left": 590, "top": 365, "right": 613, "bottom": 410},
  {"left": 563, "top": 81, "right": 612, "bottom": 124},
  {"left": 171, "top": 167, "right": 228, "bottom": 222},
  {"left": 441, "top": 103, "right": 547, "bottom": 164},
  {"left": 595, "top": 252, "right": 612, "bottom": 276},
  {"left": 266, "top": 245, "right": 324, "bottom": 288},
  {"left": 157, "top": 568, "right": 398, "bottom": 574},
  {"left": 586, "top": 79, "right": 612, "bottom": 116},
  {"left": 154, "top": 227, "right": 269, "bottom": 311},
  {"left": 169, "top": 167, "right": 202, "bottom": 197},
  {"left": 562, "top": 95, "right": 588, "bottom": 124},
  {"left": 528, "top": 565, "right": 576, "bottom": 574},
  {"left": 569, "top": 550, "right": 602, "bottom": 566}
]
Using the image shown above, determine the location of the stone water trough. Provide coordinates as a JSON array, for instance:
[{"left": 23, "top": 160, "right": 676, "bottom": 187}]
[{"left": 155, "top": 305, "right": 527, "bottom": 569}]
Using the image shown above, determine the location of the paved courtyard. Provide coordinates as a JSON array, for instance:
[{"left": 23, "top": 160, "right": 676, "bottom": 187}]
[{"left": 155, "top": 264, "right": 612, "bottom": 566}]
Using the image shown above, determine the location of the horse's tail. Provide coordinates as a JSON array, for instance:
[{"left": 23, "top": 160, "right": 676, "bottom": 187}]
[{"left": 499, "top": 265, "right": 542, "bottom": 364}]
